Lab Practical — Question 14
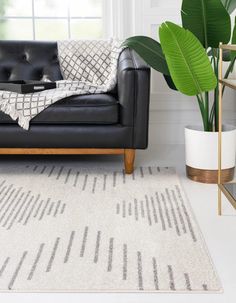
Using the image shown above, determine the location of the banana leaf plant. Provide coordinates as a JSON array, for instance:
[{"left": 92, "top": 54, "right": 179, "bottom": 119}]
[{"left": 122, "top": 0, "right": 236, "bottom": 132}]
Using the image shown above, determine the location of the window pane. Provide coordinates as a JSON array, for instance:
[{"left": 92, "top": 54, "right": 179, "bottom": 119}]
[
  {"left": 2, "top": 0, "right": 32, "bottom": 17},
  {"left": 35, "top": 19, "right": 68, "bottom": 40},
  {"left": 34, "top": 0, "right": 68, "bottom": 17},
  {"left": 71, "top": 19, "right": 102, "bottom": 39},
  {"left": 0, "top": 0, "right": 104, "bottom": 40},
  {"left": 0, "top": 19, "right": 33, "bottom": 39},
  {"left": 70, "top": 0, "right": 102, "bottom": 17}
]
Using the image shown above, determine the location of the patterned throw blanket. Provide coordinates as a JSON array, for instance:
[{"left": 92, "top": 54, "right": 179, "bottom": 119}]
[{"left": 0, "top": 39, "right": 122, "bottom": 130}]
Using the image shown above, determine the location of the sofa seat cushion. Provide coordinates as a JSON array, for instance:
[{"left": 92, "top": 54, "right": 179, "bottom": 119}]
[{"left": 0, "top": 94, "right": 119, "bottom": 125}]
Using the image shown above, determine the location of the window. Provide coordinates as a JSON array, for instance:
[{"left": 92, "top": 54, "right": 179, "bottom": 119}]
[{"left": 0, "top": 0, "right": 104, "bottom": 40}]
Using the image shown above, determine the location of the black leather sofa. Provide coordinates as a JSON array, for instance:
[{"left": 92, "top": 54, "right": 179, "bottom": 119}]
[{"left": 0, "top": 41, "right": 151, "bottom": 173}]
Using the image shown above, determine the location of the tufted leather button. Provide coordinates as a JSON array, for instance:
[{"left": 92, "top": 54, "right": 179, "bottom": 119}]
[
  {"left": 0, "top": 41, "right": 64, "bottom": 82},
  {"left": 39, "top": 71, "right": 44, "bottom": 78}
]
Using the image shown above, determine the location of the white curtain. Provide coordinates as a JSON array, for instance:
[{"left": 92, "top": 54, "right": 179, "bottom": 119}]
[{"left": 103, "top": 0, "right": 138, "bottom": 39}]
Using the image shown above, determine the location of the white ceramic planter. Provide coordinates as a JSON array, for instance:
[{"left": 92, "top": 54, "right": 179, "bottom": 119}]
[{"left": 185, "top": 125, "right": 236, "bottom": 183}]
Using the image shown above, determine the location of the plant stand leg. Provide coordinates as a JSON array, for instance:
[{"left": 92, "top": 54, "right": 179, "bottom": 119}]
[
  {"left": 218, "top": 186, "right": 222, "bottom": 216},
  {"left": 124, "top": 149, "right": 135, "bottom": 174}
]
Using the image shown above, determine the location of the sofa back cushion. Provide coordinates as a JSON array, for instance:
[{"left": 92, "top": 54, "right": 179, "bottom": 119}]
[{"left": 0, "top": 41, "right": 63, "bottom": 82}]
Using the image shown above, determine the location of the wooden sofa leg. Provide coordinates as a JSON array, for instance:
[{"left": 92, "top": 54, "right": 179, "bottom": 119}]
[{"left": 124, "top": 149, "right": 135, "bottom": 174}]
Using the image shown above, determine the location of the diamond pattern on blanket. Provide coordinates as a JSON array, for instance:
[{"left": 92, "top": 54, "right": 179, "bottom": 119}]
[
  {"left": 58, "top": 40, "right": 118, "bottom": 86},
  {"left": 0, "top": 39, "right": 123, "bottom": 130}
]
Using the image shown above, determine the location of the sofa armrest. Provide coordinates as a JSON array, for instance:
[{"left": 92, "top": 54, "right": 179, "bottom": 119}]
[{"left": 117, "top": 48, "right": 151, "bottom": 149}]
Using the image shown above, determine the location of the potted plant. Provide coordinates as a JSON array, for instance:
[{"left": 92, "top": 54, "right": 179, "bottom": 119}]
[{"left": 123, "top": 0, "right": 236, "bottom": 183}]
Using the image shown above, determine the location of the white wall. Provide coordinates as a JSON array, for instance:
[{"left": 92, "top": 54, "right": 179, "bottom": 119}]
[{"left": 110, "top": 0, "right": 236, "bottom": 144}]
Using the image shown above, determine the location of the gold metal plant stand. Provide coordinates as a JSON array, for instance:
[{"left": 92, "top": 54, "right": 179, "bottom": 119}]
[{"left": 218, "top": 43, "right": 236, "bottom": 215}]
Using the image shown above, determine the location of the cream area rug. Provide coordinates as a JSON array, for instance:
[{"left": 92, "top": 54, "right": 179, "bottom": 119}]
[{"left": 0, "top": 163, "right": 221, "bottom": 293}]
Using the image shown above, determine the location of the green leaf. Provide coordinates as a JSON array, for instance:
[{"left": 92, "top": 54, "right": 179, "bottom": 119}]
[
  {"left": 221, "top": 0, "right": 236, "bottom": 13},
  {"left": 231, "top": 16, "right": 236, "bottom": 60},
  {"left": 223, "top": 49, "right": 232, "bottom": 61},
  {"left": 159, "top": 22, "right": 217, "bottom": 96},
  {"left": 181, "top": 0, "right": 231, "bottom": 48},
  {"left": 122, "top": 36, "right": 170, "bottom": 75},
  {"left": 163, "top": 74, "right": 178, "bottom": 90}
]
